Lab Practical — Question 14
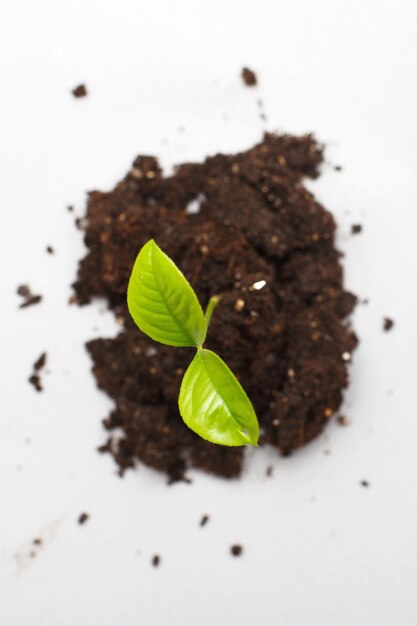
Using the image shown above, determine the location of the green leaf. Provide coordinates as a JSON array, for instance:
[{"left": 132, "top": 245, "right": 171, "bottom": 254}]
[
  {"left": 179, "top": 349, "right": 259, "bottom": 446},
  {"left": 127, "top": 240, "right": 207, "bottom": 347}
]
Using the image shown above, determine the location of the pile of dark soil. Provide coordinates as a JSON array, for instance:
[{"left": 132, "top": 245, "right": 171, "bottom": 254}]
[{"left": 73, "top": 133, "right": 357, "bottom": 482}]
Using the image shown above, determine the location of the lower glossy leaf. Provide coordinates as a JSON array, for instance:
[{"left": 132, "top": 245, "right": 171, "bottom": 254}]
[
  {"left": 179, "top": 349, "right": 259, "bottom": 446},
  {"left": 127, "top": 240, "right": 207, "bottom": 347}
]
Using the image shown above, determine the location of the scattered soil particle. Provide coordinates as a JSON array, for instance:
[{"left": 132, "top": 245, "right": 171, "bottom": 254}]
[
  {"left": 28, "top": 374, "right": 42, "bottom": 392},
  {"left": 20, "top": 295, "right": 42, "bottom": 309},
  {"left": 73, "top": 132, "right": 357, "bottom": 482},
  {"left": 266, "top": 465, "right": 274, "bottom": 477},
  {"left": 241, "top": 67, "right": 257, "bottom": 87},
  {"left": 33, "top": 538, "right": 43, "bottom": 546},
  {"left": 336, "top": 415, "right": 350, "bottom": 426},
  {"left": 383, "top": 317, "right": 394, "bottom": 332},
  {"left": 67, "top": 205, "right": 74, "bottom": 213},
  {"left": 34, "top": 352, "right": 47, "bottom": 371},
  {"left": 17, "top": 284, "right": 31, "bottom": 298},
  {"left": 17, "top": 284, "right": 43, "bottom": 309},
  {"left": 46, "top": 245, "right": 54, "bottom": 254},
  {"left": 351, "top": 224, "right": 362, "bottom": 234},
  {"left": 334, "top": 165, "right": 343, "bottom": 172},
  {"left": 28, "top": 352, "right": 47, "bottom": 392},
  {"left": 152, "top": 554, "right": 160, "bottom": 567},
  {"left": 360, "top": 480, "right": 370, "bottom": 488},
  {"left": 230, "top": 544, "right": 243, "bottom": 557},
  {"left": 200, "top": 514, "right": 210, "bottom": 527},
  {"left": 72, "top": 84, "right": 87, "bottom": 98},
  {"left": 78, "top": 513, "right": 90, "bottom": 525}
]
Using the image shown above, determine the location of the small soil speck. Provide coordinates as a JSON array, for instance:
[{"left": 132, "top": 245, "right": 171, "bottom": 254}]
[
  {"left": 360, "top": 480, "right": 370, "bottom": 488},
  {"left": 351, "top": 224, "right": 362, "bottom": 234},
  {"left": 20, "top": 295, "right": 42, "bottom": 309},
  {"left": 78, "top": 513, "right": 90, "bottom": 525},
  {"left": 29, "top": 352, "right": 47, "bottom": 392},
  {"left": 383, "top": 317, "right": 394, "bottom": 332},
  {"left": 17, "top": 284, "right": 43, "bottom": 309},
  {"left": 266, "top": 465, "right": 274, "bottom": 477},
  {"left": 200, "top": 514, "right": 210, "bottom": 527},
  {"left": 336, "top": 415, "right": 350, "bottom": 426},
  {"left": 230, "top": 544, "right": 243, "bottom": 557},
  {"left": 34, "top": 352, "right": 47, "bottom": 371},
  {"left": 17, "top": 284, "right": 31, "bottom": 298},
  {"left": 241, "top": 67, "right": 257, "bottom": 87},
  {"left": 28, "top": 374, "right": 42, "bottom": 392},
  {"left": 46, "top": 246, "right": 54, "bottom": 254},
  {"left": 72, "top": 84, "right": 87, "bottom": 98},
  {"left": 152, "top": 554, "right": 160, "bottom": 567},
  {"left": 33, "top": 538, "right": 42, "bottom": 546}
]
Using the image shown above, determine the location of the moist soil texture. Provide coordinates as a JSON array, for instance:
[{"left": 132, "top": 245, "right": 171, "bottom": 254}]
[{"left": 73, "top": 132, "right": 357, "bottom": 482}]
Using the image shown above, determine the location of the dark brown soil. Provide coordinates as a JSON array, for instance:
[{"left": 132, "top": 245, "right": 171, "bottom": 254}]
[
  {"left": 72, "top": 84, "right": 87, "bottom": 98},
  {"left": 200, "top": 515, "right": 210, "bottom": 527},
  {"left": 336, "top": 415, "right": 350, "bottom": 426},
  {"left": 28, "top": 374, "right": 42, "bottom": 392},
  {"left": 28, "top": 352, "right": 47, "bottom": 392},
  {"left": 230, "top": 544, "right": 243, "bottom": 556},
  {"left": 383, "top": 317, "right": 394, "bottom": 331},
  {"left": 73, "top": 132, "right": 357, "bottom": 482},
  {"left": 241, "top": 67, "right": 257, "bottom": 87},
  {"left": 34, "top": 352, "right": 47, "bottom": 371},
  {"left": 78, "top": 512, "right": 90, "bottom": 525},
  {"left": 351, "top": 224, "right": 362, "bottom": 234},
  {"left": 17, "top": 285, "right": 31, "bottom": 298},
  {"left": 151, "top": 554, "right": 160, "bottom": 567},
  {"left": 17, "top": 284, "right": 43, "bottom": 309}
]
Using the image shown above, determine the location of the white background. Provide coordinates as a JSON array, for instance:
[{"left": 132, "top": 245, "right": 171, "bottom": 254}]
[{"left": 1, "top": 1, "right": 417, "bottom": 624}]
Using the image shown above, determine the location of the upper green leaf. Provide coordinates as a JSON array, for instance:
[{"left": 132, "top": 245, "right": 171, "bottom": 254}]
[
  {"left": 179, "top": 349, "right": 259, "bottom": 446},
  {"left": 127, "top": 240, "right": 207, "bottom": 347}
]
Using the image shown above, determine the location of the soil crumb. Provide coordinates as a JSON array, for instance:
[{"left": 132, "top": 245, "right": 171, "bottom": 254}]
[
  {"left": 152, "top": 554, "right": 160, "bottom": 567},
  {"left": 351, "top": 224, "right": 362, "bottom": 234},
  {"left": 28, "top": 352, "right": 47, "bottom": 392},
  {"left": 360, "top": 480, "right": 370, "bottom": 488},
  {"left": 383, "top": 317, "right": 394, "bottom": 332},
  {"left": 241, "top": 67, "right": 257, "bottom": 87},
  {"left": 230, "top": 544, "right": 243, "bottom": 557},
  {"left": 17, "top": 284, "right": 42, "bottom": 309},
  {"left": 72, "top": 84, "right": 87, "bottom": 98},
  {"left": 73, "top": 132, "right": 357, "bottom": 482},
  {"left": 46, "top": 245, "right": 54, "bottom": 254},
  {"left": 336, "top": 415, "right": 350, "bottom": 426},
  {"left": 200, "top": 515, "right": 210, "bottom": 527},
  {"left": 78, "top": 513, "right": 90, "bottom": 525},
  {"left": 34, "top": 352, "right": 47, "bottom": 371}
]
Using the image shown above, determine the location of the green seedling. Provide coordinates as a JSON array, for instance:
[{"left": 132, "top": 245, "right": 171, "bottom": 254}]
[{"left": 127, "top": 239, "right": 259, "bottom": 446}]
